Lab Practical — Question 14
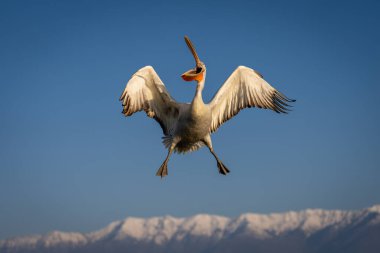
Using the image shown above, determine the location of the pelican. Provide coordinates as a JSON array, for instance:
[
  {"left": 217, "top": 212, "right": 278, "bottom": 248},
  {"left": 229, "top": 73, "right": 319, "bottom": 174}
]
[{"left": 119, "top": 36, "right": 295, "bottom": 177}]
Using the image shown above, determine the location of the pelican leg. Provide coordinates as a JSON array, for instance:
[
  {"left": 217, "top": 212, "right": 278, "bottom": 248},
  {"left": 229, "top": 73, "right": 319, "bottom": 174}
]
[
  {"left": 156, "top": 142, "right": 177, "bottom": 178},
  {"left": 203, "top": 136, "right": 230, "bottom": 175},
  {"left": 209, "top": 148, "right": 230, "bottom": 175}
]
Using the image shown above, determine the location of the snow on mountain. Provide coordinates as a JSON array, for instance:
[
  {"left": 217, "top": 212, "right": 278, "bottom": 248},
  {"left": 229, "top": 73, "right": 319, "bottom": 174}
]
[
  {"left": 87, "top": 214, "right": 228, "bottom": 244},
  {"left": 1, "top": 205, "right": 380, "bottom": 253},
  {"left": 105, "top": 216, "right": 184, "bottom": 243},
  {"left": 227, "top": 208, "right": 356, "bottom": 238},
  {"left": 0, "top": 231, "right": 87, "bottom": 251}
]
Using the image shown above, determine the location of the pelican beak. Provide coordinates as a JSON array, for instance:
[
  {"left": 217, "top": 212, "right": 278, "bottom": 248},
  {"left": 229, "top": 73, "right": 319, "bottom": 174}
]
[
  {"left": 181, "top": 68, "right": 204, "bottom": 82},
  {"left": 181, "top": 36, "right": 204, "bottom": 82}
]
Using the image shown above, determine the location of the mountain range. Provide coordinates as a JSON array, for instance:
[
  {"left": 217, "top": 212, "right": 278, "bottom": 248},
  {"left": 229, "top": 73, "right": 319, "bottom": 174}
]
[{"left": 1, "top": 205, "right": 380, "bottom": 253}]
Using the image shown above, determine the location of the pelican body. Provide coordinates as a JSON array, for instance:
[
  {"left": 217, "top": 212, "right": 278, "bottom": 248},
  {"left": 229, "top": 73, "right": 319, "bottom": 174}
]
[{"left": 119, "top": 36, "right": 295, "bottom": 177}]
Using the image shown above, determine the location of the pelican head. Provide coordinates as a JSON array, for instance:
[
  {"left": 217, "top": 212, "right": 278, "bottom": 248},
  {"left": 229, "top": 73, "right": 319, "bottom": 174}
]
[{"left": 181, "top": 36, "right": 206, "bottom": 83}]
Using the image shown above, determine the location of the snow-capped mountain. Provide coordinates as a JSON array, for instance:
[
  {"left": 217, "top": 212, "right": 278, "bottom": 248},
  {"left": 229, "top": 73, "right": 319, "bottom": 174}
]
[{"left": 1, "top": 205, "right": 380, "bottom": 253}]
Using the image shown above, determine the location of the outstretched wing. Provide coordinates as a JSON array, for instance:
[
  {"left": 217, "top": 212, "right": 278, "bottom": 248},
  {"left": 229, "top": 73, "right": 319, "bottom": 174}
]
[
  {"left": 209, "top": 66, "right": 295, "bottom": 133},
  {"left": 119, "top": 66, "right": 179, "bottom": 135}
]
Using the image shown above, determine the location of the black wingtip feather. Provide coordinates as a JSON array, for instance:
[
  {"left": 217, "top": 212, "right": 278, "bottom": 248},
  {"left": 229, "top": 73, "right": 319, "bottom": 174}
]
[
  {"left": 271, "top": 91, "right": 295, "bottom": 114},
  {"left": 276, "top": 91, "right": 295, "bottom": 103}
]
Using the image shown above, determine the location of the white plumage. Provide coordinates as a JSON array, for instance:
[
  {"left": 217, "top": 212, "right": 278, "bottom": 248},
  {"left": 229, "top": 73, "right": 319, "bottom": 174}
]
[
  {"left": 209, "top": 66, "right": 294, "bottom": 133},
  {"left": 120, "top": 66, "right": 179, "bottom": 136},
  {"left": 120, "top": 37, "right": 295, "bottom": 177}
]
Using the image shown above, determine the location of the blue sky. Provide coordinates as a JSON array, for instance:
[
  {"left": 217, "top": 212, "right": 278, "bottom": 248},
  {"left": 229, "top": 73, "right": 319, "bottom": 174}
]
[{"left": 0, "top": 0, "right": 379, "bottom": 240}]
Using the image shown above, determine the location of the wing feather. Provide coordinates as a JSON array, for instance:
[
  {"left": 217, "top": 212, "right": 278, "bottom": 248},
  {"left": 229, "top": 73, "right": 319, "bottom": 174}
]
[
  {"left": 119, "top": 66, "right": 179, "bottom": 135},
  {"left": 209, "top": 66, "right": 295, "bottom": 132}
]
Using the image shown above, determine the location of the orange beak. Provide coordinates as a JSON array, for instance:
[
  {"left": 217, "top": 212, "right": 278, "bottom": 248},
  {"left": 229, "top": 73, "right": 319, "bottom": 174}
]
[
  {"left": 181, "top": 69, "right": 204, "bottom": 82},
  {"left": 181, "top": 36, "right": 204, "bottom": 82}
]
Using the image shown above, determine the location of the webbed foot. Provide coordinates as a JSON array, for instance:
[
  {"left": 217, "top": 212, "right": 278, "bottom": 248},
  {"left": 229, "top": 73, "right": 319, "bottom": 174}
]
[
  {"left": 156, "top": 161, "right": 168, "bottom": 178},
  {"left": 217, "top": 160, "right": 230, "bottom": 175}
]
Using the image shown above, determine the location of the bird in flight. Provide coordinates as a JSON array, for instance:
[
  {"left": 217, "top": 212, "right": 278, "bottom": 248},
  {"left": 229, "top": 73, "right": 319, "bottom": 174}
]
[{"left": 119, "top": 36, "right": 295, "bottom": 177}]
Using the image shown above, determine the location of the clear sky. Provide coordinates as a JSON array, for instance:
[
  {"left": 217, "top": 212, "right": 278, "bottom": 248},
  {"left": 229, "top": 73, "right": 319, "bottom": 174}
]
[{"left": 0, "top": 0, "right": 379, "bottom": 240}]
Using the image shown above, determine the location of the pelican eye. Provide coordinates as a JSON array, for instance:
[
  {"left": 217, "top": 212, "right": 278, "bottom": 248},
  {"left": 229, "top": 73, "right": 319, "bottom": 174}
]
[{"left": 196, "top": 67, "right": 203, "bottom": 73}]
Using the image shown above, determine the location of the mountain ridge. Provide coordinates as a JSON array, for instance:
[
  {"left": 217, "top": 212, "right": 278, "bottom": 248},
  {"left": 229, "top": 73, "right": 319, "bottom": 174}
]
[{"left": 1, "top": 205, "right": 380, "bottom": 253}]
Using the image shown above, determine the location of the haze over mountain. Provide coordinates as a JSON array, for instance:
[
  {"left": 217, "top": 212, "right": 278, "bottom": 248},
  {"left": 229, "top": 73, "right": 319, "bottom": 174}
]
[{"left": 1, "top": 205, "right": 379, "bottom": 253}]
